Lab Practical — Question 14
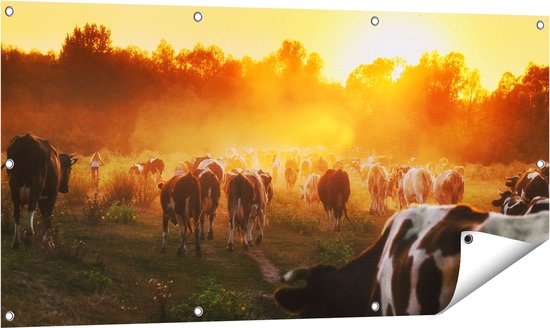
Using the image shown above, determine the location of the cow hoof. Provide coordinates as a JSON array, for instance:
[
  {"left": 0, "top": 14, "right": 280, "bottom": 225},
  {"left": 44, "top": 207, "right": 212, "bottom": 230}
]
[
  {"left": 160, "top": 247, "right": 166, "bottom": 253},
  {"left": 255, "top": 236, "right": 263, "bottom": 245},
  {"left": 243, "top": 244, "right": 249, "bottom": 252},
  {"left": 195, "top": 250, "right": 202, "bottom": 258},
  {"left": 177, "top": 248, "right": 185, "bottom": 257},
  {"left": 227, "top": 244, "right": 234, "bottom": 252},
  {"left": 207, "top": 232, "right": 213, "bottom": 240},
  {"left": 200, "top": 234, "right": 205, "bottom": 241},
  {"left": 11, "top": 242, "right": 20, "bottom": 249}
]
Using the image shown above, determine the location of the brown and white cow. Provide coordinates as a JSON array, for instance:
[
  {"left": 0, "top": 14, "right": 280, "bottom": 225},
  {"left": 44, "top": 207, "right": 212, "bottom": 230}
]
[
  {"left": 226, "top": 173, "right": 255, "bottom": 251},
  {"left": 274, "top": 204, "right": 549, "bottom": 317},
  {"left": 196, "top": 168, "right": 221, "bottom": 240},
  {"left": 317, "top": 169, "right": 351, "bottom": 231},
  {"left": 243, "top": 170, "right": 268, "bottom": 245},
  {"left": 143, "top": 158, "right": 165, "bottom": 182},
  {"left": 284, "top": 167, "right": 298, "bottom": 192},
  {"left": 367, "top": 164, "right": 390, "bottom": 216},
  {"left": 300, "top": 174, "right": 321, "bottom": 206},
  {"left": 197, "top": 158, "right": 225, "bottom": 183},
  {"left": 433, "top": 170, "right": 464, "bottom": 205},
  {"left": 158, "top": 173, "right": 202, "bottom": 257},
  {"left": 129, "top": 163, "right": 145, "bottom": 176},
  {"left": 258, "top": 170, "right": 274, "bottom": 204},
  {"left": 402, "top": 167, "right": 432, "bottom": 206}
]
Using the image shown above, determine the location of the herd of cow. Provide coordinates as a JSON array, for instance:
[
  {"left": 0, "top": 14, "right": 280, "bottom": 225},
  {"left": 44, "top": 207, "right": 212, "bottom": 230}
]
[{"left": 2, "top": 133, "right": 549, "bottom": 318}]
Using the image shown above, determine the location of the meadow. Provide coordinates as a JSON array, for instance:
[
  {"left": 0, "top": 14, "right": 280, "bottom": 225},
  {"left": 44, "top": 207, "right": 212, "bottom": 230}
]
[{"left": 0, "top": 153, "right": 532, "bottom": 326}]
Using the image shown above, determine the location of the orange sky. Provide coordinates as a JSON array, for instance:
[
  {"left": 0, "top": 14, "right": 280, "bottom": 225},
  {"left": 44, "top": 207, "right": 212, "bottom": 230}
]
[{"left": 1, "top": 1, "right": 548, "bottom": 90}]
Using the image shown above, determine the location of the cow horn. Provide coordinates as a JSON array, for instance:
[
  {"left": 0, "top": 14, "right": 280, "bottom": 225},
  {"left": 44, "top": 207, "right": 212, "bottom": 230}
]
[
  {"left": 282, "top": 267, "right": 310, "bottom": 283},
  {"left": 69, "top": 152, "right": 77, "bottom": 158}
]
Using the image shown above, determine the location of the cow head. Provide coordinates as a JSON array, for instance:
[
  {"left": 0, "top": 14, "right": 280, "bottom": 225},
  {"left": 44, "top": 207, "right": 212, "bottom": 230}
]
[
  {"left": 59, "top": 153, "right": 78, "bottom": 193},
  {"left": 274, "top": 264, "right": 337, "bottom": 317}
]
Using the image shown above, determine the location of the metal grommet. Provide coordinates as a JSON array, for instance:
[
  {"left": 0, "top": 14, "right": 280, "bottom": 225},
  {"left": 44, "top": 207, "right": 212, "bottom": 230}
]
[
  {"left": 371, "top": 301, "right": 380, "bottom": 312},
  {"left": 5, "top": 158, "right": 15, "bottom": 170},
  {"left": 5, "top": 311, "right": 15, "bottom": 321},
  {"left": 194, "top": 11, "right": 203, "bottom": 23},
  {"left": 5, "top": 6, "right": 14, "bottom": 17},
  {"left": 464, "top": 234, "right": 473, "bottom": 244},
  {"left": 536, "top": 159, "right": 545, "bottom": 169},
  {"left": 194, "top": 306, "right": 203, "bottom": 317},
  {"left": 371, "top": 16, "right": 379, "bottom": 26},
  {"left": 536, "top": 20, "right": 544, "bottom": 30}
]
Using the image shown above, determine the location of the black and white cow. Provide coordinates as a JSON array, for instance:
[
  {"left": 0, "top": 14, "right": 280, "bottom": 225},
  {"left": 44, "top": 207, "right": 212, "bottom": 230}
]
[
  {"left": 4, "top": 133, "right": 77, "bottom": 249},
  {"left": 274, "top": 205, "right": 548, "bottom": 317}
]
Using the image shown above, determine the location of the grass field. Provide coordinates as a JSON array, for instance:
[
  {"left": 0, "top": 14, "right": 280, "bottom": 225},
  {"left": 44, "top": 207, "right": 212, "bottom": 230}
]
[{"left": 0, "top": 156, "right": 532, "bottom": 326}]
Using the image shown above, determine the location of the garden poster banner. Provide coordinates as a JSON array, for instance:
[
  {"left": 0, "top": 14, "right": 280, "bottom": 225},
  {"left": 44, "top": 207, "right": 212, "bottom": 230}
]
[{"left": 1, "top": 1, "right": 548, "bottom": 326}]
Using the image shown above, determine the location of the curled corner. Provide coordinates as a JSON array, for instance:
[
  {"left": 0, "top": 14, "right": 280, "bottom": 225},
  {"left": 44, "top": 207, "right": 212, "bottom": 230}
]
[{"left": 442, "top": 231, "right": 545, "bottom": 313}]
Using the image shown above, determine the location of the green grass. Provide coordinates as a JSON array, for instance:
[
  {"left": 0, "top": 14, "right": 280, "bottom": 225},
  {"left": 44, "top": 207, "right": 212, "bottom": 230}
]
[{"left": 1, "top": 160, "right": 510, "bottom": 326}]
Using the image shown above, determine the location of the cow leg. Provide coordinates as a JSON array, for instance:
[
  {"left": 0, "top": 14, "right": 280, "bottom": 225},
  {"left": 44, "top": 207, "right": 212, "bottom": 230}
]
[
  {"left": 207, "top": 210, "right": 215, "bottom": 240},
  {"left": 199, "top": 210, "right": 206, "bottom": 240},
  {"left": 227, "top": 208, "right": 235, "bottom": 252},
  {"left": 38, "top": 198, "right": 57, "bottom": 248},
  {"left": 246, "top": 218, "right": 255, "bottom": 247},
  {"left": 255, "top": 210, "right": 265, "bottom": 245},
  {"left": 193, "top": 216, "right": 201, "bottom": 258},
  {"left": 161, "top": 215, "right": 169, "bottom": 253},
  {"left": 241, "top": 220, "right": 249, "bottom": 251},
  {"left": 176, "top": 214, "right": 186, "bottom": 257},
  {"left": 11, "top": 193, "right": 21, "bottom": 249}
]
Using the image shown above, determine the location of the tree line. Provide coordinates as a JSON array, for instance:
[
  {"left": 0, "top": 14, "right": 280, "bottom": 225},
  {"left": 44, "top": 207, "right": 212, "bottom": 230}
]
[{"left": 1, "top": 23, "right": 548, "bottom": 164}]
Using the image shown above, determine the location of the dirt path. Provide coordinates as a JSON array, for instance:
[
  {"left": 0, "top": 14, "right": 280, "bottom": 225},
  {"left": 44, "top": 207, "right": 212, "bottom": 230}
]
[{"left": 246, "top": 248, "right": 281, "bottom": 284}]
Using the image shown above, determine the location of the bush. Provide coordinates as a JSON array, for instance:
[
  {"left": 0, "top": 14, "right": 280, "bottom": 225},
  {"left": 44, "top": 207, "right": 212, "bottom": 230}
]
[
  {"left": 315, "top": 238, "right": 353, "bottom": 266},
  {"left": 104, "top": 170, "right": 135, "bottom": 205},
  {"left": 134, "top": 177, "right": 159, "bottom": 208},
  {"left": 83, "top": 192, "right": 108, "bottom": 225},
  {"left": 170, "top": 280, "right": 256, "bottom": 321},
  {"left": 103, "top": 201, "right": 137, "bottom": 224}
]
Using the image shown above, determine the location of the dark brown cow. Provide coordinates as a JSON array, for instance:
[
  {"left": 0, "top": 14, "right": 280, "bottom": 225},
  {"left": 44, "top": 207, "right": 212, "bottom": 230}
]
[
  {"left": 494, "top": 168, "right": 549, "bottom": 214},
  {"left": 158, "top": 173, "right": 202, "bottom": 257},
  {"left": 226, "top": 173, "right": 255, "bottom": 251},
  {"left": 4, "top": 133, "right": 77, "bottom": 248},
  {"left": 274, "top": 204, "right": 548, "bottom": 317},
  {"left": 317, "top": 169, "right": 350, "bottom": 231},
  {"left": 196, "top": 168, "right": 221, "bottom": 240}
]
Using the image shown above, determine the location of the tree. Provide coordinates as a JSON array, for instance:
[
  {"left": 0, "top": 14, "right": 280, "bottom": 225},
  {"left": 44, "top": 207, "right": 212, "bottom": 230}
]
[{"left": 60, "top": 24, "right": 112, "bottom": 62}]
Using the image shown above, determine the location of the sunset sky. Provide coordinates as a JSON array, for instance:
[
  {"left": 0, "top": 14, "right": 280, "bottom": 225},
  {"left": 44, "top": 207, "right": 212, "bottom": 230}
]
[{"left": 1, "top": 1, "right": 548, "bottom": 90}]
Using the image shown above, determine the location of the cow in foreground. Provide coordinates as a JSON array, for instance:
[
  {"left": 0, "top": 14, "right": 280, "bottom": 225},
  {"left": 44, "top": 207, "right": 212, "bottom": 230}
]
[
  {"left": 4, "top": 133, "right": 78, "bottom": 249},
  {"left": 317, "top": 169, "right": 350, "bottom": 231},
  {"left": 274, "top": 204, "right": 548, "bottom": 317},
  {"left": 433, "top": 170, "right": 464, "bottom": 205},
  {"left": 158, "top": 173, "right": 202, "bottom": 257}
]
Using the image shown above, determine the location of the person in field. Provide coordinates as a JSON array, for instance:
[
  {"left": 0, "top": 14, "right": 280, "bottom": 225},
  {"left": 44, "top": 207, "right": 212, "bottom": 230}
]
[
  {"left": 271, "top": 154, "right": 279, "bottom": 184},
  {"left": 90, "top": 151, "right": 105, "bottom": 187}
]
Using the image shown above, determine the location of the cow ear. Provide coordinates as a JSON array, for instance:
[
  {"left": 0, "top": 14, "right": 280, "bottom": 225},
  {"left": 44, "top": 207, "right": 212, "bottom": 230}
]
[
  {"left": 274, "top": 287, "right": 308, "bottom": 313},
  {"left": 70, "top": 158, "right": 78, "bottom": 165}
]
